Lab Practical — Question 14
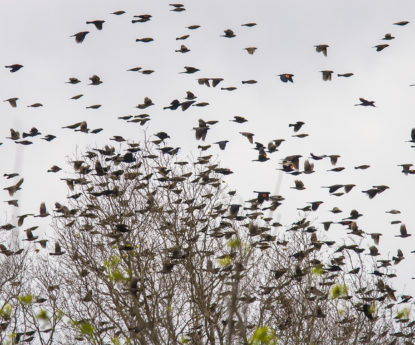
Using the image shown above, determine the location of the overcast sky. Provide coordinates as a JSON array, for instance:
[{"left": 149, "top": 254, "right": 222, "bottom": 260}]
[{"left": 1, "top": 0, "right": 415, "bottom": 293}]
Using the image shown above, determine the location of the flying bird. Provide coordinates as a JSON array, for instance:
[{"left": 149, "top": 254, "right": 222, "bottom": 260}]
[
  {"left": 4, "top": 97, "right": 18, "bottom": 107},
  {"left": 71, "top": 31, "right": 89, "bottom": 43},
  {"left": 314, "top": 44, "right": 329, "bottom": 56},
  {"left": 278, "top": 74, "right": 294, "bottom": 83},
  {"left": 355, "top": 98, "right": 375, "bottom": 107},
  {"left": 86, "top": 20, "right": 105, "bottom": 30},
  {"left": 5, "top": 64, "right": 23, "bottom": 72}
]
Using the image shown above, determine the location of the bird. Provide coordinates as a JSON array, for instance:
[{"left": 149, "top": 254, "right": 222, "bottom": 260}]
[
  {"left": 368, "top": 246, "right": 380, "bottom": 256},
  {"left": 176, "top": 34, "right": 190, "bottom": 40},
  {"left": 86, "top": 20, "right": 105, "bottom": 30},
  {"left": 278, "top": 74, "right": 294, "bottom": 83},
  {"left": 24, "top": 229, "right": 38, "bottom": 242},
  {"left": 221, "top": 29, "right": 235, "bottom": 38},
  {"left": 89, "top": 75, "right": 102, "bottom": 85},
  {"left": 337, "top": 73, "right": 354, "bottom": 77},
  {"left": 27, "top": 103, "right": 43, "bottom": 108},
  {"left": 66, "top": 77, "right": 81, "bottom": 84},
  {"left": 355, "top": 98, "right": 375, "bottom": 107},
  {"left": 214, "top": 141, "right": 229, "bottom": 150},
  {"left": 136, "top": 97, "right": 154, "bottom": 109},
  {"left": 241, "top": 22, "right": 257, "bottom": 27},
  {"left": 175, "top": 45, "right": 190, "bottom": 53},
  {"left": 382, "top": 33, "right": 395, "bottom": 40},
  {"left": 35, "top": 203, "right": 49, "bottom": 218},
  {"left": 136, "top": 37, "right": 154, "bottom": 43},
  {"left": 111, "top": 10, "right": 125, "bottom": 15},
  {"left": 321, "top": 70, "right": 333, "bottom": 81},
  {"left": 314, "top": 44, "right": 329, "bottom": 56},
  {"left": 373, "top": 44, "right": 389, "bottom": 52},
  {"left": 4, "top": 97, "right": 18, "bottom": 107},
  {"left": 47, "top": 165, "right": 62, "bottom": 173},
  {"left": 86, "top": 105, "right": 101, "bottom": 109},
  {"left": 291, "top": 180, "right": 306, "bottom": 190},
  {"left": 240, "top": 132, "right": 254, "bottom": 144},
  {"left": 396, "top": 224, "right": 411, "bottom": 238},
  {"left": 244, "top": 47, "right": 257, "bottom": 55},
  {"left": 394, "top": 21, "right": 409, "bottom": 26},
  {"left": 71, "top": 31, "right": 89, "bottom": 43},
  {"left": 211, "top": 78, "right": 224, "bottom": 87},
  {"left": 231, "top": 116, "right": 247, "bottom": 123},
  {"left": 50, "top": 242, "right": 65, "bottom": 256},
  {"left": 406, "top": 128, "right": 415, "bottom": 144},
  {"left": 180, "top": 66, "right": 199, "bottom": 74},
  {"left": 289, "top": 121, "right": 305, "bottom": 132},
  {"left": 187, "top": 25, "right": 200, "bottom": 30},
  {"left": 3, "top": 178, "right": 24, "bottom": 196},
  {"left": 70, "top": 94, "right": 83, "bottom": 100},
  {"left": 5, "top": 64, "right": 23, "bottom": 72}
]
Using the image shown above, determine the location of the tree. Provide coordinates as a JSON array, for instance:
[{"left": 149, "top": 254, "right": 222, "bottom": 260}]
[{"left": 41, "top": 137, "right": 412, "bottom": 345}]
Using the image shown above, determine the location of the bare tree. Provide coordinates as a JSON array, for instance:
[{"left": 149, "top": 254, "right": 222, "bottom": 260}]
[{"left": 29, "top": 138, "right": 412, "bottom": 345}]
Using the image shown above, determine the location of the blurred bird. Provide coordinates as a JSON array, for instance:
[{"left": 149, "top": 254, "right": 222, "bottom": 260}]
[
  {"left": 221, "top": 29, "right": 236, "bottom": 38},
  {"left": 180, "top": 66, "right": 199, "bottom": 74},
  {"left": 373, "top": 44, "right": 389, "bottom": 52},
  {"left": 315, "top": 44, "right": 329, "bottom": 56},
  {"left": 321, "top": 70, "right": 333, "bottom": 81},
  {"left": 50, "top": 242, "right": 65, "bottom": 256},
  {"left": 71, "top": 31, "right": 89, "bottom": 43},
  {"left": 394, "top": 21, "right": 409, "bottom": 26},
  {"left": 66, "top": 77, "right": 81, "bottom": 84},
  {"left": 176, "top": 34, "right": 190, "bottom": 40},
  {"left": 240, "top": 132, "right": 254, "bottom": 144},
  {"left": 231, "top": 116, "right": 247, "bottom": 123},
  {"left": 382, "top": 33, "right": 395, "bottom": 40},
  {"left": 278, "top": 74, "right": 294, "bottom": 83},
  {"left": 215, "top": 141, "right": 229, "bottom": 150},
  {"left": 241, "top": 23, "right": 257, "bottom": 27},
  {"left": 244, "top": 47, "right": 257, "bottom": 55},
  {"left": 35, "top": 202, "right": 49, "bottom": 218},
  {"left": 337, "top": 73, "right": 354, "bottom": 77},
  {"left": 136, "top": 37, "right": 154, "bottom": 43},
  {"left": 396, "top": 224, "right": 411, "bottom": 238},
  {"left": 4, "top": 97, "right": 18, "bottom": 107},
  {"left": 3, "top": 178, "right": 24, "bottom": 196},
  {"left": 291, "top": 180, "right": 306, "bottom": 190},
  {"left": 5, "top": 64, "right": 23, "bottom": 72},
  {"left": 89, "top": 75, "right": 102, "bottom": 85},
  {"left": 289, "top": 121, "right": 305, "bottom": 132},
  {"left": 355, "top": 98, "right": 376, "bottom": 107},
  {"left": 175, "top": 44, "right": 190, "bottom": 53},
  {"left": 86, "top": 20, "right": 105, "bottom": 30}
]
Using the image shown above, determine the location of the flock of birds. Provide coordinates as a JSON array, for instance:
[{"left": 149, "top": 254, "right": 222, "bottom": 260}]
[{"left": 1, "top": 2, "right": 415, "bottom": 337}]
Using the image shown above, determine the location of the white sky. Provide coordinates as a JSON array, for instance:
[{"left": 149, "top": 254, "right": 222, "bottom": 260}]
[{"left": 1, "top": 0, "right": 415, "bottom": 294}]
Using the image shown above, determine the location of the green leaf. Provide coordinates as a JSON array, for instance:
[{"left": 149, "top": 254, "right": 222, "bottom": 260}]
[
  {"left": 79, "top": 321, "right": 94, "bottom": 335},
  {"left": 36, "top": 309, "right": 49, "bottom": 321},
  {"left": 396, "top": 307, "right": 411, "bottom": 320},
  {"left": 330, "top": 284, "right": 348, "bottom": 299},
  {"left": 0, "top": 304, "right": 12, "bottom": 319},
  {"left": 180, "top": 335, "right": 189, "bottom": 344},
  {"left": 111, "top": 337, "right": 121, "bottom": 345},
  {"left": 109, "top": 269, "right": 124, "bottom": 282},
  {"left": 249, "top": 326, "right": 278, "bottom": 345},
  {"left": 227, "top": 237, "right": 241, "bottom": 249},
  {"left": 311, "top": 265, "right": 323, "bottom": 275},
  {"left": 217, "top": 255, "right": 231, "bottom": 267},
  {"left": 18, "top": 294, "right": 33, "bottom": 305}
]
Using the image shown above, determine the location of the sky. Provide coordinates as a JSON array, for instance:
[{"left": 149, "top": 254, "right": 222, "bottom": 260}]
[{"left": 1, "top": 0, "right": 415, "bottom": 294}]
